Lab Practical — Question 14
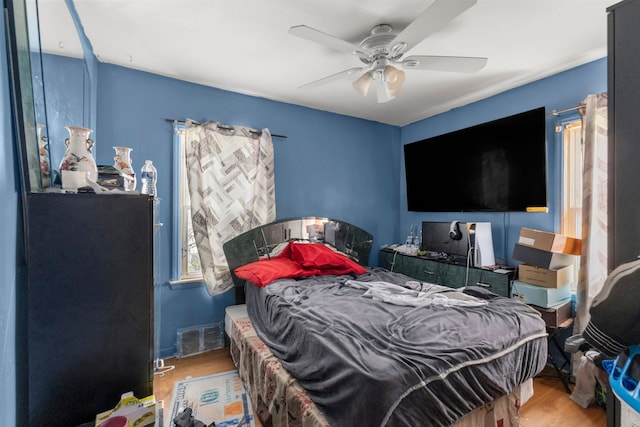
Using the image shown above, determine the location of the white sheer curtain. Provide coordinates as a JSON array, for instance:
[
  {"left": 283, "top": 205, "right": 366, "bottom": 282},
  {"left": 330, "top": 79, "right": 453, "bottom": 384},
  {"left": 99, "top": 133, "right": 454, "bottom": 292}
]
[
  {"left": 569, "top": 93, "right": 608, "bottom": 408},
  {"left": 184, "top": 120, "right": 276, "bottom": 295},
  {"left": 574, "top": 93, "right": 608, "bottom": 333}
]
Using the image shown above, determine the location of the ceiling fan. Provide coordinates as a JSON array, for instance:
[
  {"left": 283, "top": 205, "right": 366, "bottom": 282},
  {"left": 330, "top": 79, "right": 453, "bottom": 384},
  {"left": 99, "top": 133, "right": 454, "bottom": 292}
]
[{"left": 289, "top": 0, "right": 487, "bottom": 103}]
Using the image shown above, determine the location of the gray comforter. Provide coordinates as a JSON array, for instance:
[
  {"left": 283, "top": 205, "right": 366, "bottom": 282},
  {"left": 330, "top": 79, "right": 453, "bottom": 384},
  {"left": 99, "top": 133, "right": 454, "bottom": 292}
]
[{"left": 246, "top": 267, "right": 547, "bottom": 426}]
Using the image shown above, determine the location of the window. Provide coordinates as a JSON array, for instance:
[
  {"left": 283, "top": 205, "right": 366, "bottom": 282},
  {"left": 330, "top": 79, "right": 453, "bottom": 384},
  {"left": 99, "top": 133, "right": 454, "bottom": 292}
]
[
  {"left": 172, "top": 124, "right": 202, "bottom": 282},
  {"left": 560, "top": 118, "right": 583, "bottom": 291},
  {"left": 561, "top": 120, "right": 583, "bottom": 238}
]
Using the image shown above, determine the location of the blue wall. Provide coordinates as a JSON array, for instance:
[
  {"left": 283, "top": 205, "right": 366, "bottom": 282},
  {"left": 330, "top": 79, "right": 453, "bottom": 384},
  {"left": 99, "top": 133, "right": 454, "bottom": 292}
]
[
  {"left": 94, "top": 63, "right": 400, "bottom": 357},
  {"left": 37, "top": 53, "right": 86, "bottom": 170},
  {"left": 16, "top": 54, "right": 607, "bottom": 362},
  {"left": 1, "top": 12, "right": 22, "bottom": 427},
  {"left": 399, "top": 58, "right": 607, "bottom": 265}
]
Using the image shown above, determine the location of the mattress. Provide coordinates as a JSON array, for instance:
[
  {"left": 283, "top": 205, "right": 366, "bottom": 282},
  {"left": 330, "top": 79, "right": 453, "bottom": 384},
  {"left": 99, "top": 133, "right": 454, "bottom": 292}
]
[
  {"left": 227, "top": 304, "right": 535, "bottom": 427},
  {"left": 225, "top": 303, "right": 249, "bottom": 337}
]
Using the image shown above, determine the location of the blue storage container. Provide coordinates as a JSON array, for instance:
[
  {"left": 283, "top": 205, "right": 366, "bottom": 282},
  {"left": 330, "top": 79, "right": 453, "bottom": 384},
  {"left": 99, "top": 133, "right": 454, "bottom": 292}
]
[{"left": 604, "top": 345, "right": 640, "bottom": 423}]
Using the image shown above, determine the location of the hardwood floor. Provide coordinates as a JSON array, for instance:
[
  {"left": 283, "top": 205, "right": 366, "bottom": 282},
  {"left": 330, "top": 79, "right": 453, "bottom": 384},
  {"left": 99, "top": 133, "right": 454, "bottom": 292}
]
[
  {"left": 154, "top": 348, "right": 264, "bottom": 427},
  {"left": 154, "top": 348, "right": 606, "bottom": 427},
  {"left": 520, "top": 367, "right": 606, "bottom": 427}
]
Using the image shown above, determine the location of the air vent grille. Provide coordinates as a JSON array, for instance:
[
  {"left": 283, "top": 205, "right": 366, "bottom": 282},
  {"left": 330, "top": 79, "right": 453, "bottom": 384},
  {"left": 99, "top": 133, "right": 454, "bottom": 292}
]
[{"left": 177, "top": 322, "right": 224, "bottom": 358}]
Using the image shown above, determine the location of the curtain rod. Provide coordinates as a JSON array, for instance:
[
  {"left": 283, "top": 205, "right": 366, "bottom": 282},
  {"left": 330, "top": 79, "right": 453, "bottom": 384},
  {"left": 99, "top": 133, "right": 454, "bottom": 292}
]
[
  {"left": 547, "top": 103, "right": 585, "bottom": 116},
  {"left": 164, "top": 118, "right": 287, "bottom": 139}
]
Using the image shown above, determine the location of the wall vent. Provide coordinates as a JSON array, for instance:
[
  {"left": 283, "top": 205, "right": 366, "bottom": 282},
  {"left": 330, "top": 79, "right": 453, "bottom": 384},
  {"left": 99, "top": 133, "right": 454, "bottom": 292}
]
[{"left": 177, "top": 322, "right": 224, "bottom": 358}]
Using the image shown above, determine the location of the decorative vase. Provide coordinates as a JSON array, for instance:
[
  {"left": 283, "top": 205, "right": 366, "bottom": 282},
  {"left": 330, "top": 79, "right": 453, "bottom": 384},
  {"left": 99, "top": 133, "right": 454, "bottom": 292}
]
[
  {"left": 59, "top": 126, "right": 98, "bottom": 189},
  {"left": 37, "top": 123, "right": 50, "bottom": 188},
  {"left": 113, "top": 146, "right": 136, "bottom": 191}
]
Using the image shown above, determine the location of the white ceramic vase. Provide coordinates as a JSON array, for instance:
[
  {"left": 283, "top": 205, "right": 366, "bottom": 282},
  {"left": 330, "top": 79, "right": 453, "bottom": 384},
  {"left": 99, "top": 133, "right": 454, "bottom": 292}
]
[
  {"left": 113, "top": 146, "right": 136, "bottom": 191},
  {"left": 59, "top": 126, "right": 98, "bottom": 189}
]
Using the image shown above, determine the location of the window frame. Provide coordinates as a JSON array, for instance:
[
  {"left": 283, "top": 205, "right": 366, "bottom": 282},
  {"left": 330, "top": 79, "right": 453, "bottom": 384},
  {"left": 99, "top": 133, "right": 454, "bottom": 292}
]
[
  {"left": 171, "top": 123, "right": 203, "bottom": 284},
  {"left": 561, "top": 120, "right": 583, "bottom": 239},
  {"left": 556, "top": 114, "right": 582, "bottom": 292}
]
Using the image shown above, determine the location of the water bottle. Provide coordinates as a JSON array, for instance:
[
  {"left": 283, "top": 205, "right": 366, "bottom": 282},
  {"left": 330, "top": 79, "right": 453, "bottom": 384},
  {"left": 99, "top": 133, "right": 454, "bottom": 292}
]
[
  {"left": 140, "top": 160, "right": 157, "bottom": 196},
  {"left": 402, "top": 225, "right": 412, "bottom": 254},
  {"left": 404, "top": 235, "right": 413, "bottom": 254}
]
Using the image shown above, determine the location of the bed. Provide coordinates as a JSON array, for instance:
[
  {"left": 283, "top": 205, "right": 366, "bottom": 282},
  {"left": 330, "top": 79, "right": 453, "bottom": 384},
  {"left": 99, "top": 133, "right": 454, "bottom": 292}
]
[{"left": 222, "top": 217, "right": 548, "bottom": 427}]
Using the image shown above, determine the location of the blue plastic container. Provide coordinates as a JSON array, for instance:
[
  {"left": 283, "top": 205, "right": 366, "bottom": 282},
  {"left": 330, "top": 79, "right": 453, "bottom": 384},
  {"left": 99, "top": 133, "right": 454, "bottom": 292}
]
[{"left": 607, "top": 345, "right": 640, "bottom": 417}]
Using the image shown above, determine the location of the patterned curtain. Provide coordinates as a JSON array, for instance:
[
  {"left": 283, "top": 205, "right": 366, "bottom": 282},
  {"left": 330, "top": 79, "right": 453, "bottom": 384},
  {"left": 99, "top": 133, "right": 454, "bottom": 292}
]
[
  {"left": 575, "top": 93, "right": 608, "bottom": 333},
  {"left": 570, "top": 93, "right": 608, "bottom": 406},
  {"left": 184, "top": 120, "right": 276, "bottom": 295}
]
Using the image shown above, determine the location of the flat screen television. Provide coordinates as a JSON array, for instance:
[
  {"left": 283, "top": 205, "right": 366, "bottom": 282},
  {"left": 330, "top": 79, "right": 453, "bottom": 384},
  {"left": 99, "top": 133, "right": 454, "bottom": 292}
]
[{"left": 404, "top": 107, "right": 547, "bottom": 212}]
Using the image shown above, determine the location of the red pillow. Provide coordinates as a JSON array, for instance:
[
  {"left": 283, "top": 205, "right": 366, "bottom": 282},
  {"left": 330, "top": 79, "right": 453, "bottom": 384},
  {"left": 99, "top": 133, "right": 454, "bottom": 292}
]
[
  {"left": 289, "top": 243, "right": 367, "bottom": 275},
  {"left": 234, "top": 257, "right": 319, "bottom": 287}
]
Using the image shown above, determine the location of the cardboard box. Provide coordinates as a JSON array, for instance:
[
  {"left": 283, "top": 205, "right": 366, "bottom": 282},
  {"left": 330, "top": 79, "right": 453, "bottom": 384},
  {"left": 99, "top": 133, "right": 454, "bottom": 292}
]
[
  {"left": 512, "top": 280, "right": 571, "bottom": 308},
  {"left": 529, "top": 300, "right": 572, "bottom": 327},
  {"left": 518, "top": 263, "right": 574, "bottom": 288},
  {"left": 512, "top": 243, "right": 574, "bottom": 269},
  {"left": 95, "top": 392, "right": 156, "bottom": 427},
  {"left": 518, "top": 228, "right": 582, "bottom": 255}
]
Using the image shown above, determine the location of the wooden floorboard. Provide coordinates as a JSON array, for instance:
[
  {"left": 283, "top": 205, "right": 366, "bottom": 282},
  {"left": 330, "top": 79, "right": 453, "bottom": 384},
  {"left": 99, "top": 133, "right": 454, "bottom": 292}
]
[
  {"left": 154, "top": 348, "right": 606, "bottom": 427},
  {"left": 520, "top": 367, "right": 606, "bottom": 427},
  {"left": 153, "top": 348, "right": 265, "bottom": 427}
]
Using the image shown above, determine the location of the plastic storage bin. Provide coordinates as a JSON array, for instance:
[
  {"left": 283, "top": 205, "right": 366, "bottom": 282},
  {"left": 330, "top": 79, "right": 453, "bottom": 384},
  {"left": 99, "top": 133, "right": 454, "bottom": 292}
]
[{"left": 604, "top": 345, "right": 640, "bottom": 425}]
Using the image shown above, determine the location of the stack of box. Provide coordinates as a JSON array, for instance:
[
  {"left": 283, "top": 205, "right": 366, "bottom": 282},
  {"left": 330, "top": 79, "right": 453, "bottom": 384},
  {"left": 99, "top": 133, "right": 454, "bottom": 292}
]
[{"left": 512, "top": 228, "right": 582, "bottom": 327}]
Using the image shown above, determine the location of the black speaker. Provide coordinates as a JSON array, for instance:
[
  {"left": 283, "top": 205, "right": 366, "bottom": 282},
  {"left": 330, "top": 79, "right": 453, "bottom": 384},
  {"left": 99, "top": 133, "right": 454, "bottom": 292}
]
[{"left": 449, "top": 220, "right": 462, "bottom": 241}]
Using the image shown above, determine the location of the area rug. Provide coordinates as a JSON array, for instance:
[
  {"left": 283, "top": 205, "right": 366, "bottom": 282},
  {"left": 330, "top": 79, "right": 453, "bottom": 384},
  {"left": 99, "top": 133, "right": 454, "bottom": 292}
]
[{"left": 166, "top": 370, "right": 256, "bottom": 427}]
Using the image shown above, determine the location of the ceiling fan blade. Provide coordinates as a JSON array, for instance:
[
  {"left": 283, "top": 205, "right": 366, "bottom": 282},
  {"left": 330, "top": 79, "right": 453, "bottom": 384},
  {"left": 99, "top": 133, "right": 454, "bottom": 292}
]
[
  {"left": 393, "top": 0, "right": 477, "bottom": 54},
  {"left": 289, "top": 25, "right": 365, "bottom": 56},
  {"left": 299, "top": 67, "right": 364, "bottom": 89},
  {"left": 402, "top": 55, "right": 487, "bottom": 73}
]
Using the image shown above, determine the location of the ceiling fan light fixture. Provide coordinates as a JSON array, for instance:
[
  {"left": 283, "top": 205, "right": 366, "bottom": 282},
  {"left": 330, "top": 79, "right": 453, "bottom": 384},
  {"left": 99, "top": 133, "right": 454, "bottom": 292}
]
[
  {"left": 384, "top": 66, "right": 406, "bottom": 97},
  {"left": 352, "top": 72, "right": 374, "bottom": 96},
  {"left": 375, "top": 74, "right": 394, "bottom": 103},
  {"left": 383, "top": 65, "right": 402, "bottom": 84}
]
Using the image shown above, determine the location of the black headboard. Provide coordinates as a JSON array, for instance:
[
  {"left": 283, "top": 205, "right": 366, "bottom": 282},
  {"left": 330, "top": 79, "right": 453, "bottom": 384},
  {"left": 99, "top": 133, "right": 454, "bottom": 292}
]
[{"left": 222, "top": 216, "right": 374, "bottom": 301}]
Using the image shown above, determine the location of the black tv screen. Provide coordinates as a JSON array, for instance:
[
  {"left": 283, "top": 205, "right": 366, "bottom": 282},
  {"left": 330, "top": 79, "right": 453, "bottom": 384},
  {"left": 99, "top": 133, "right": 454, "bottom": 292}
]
[{"left": 404, "top": 107, "right": 547, "bottom": 212}]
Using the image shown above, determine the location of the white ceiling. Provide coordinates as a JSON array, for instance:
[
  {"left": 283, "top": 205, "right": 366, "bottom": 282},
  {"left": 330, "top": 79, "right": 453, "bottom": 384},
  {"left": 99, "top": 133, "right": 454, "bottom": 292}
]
[{"left": 37, "top": 0, "right": 614, "bottom": 127}]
